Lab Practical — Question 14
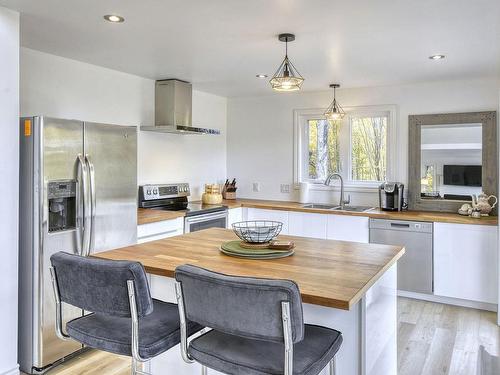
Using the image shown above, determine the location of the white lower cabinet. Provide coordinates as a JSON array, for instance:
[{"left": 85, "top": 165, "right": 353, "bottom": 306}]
[
  {"left": 227, "top": 207, "right": 243, "bottom": 228},
  {"left": 288, "top": 211, "right": 327, "bottom": 239},
  {"left": 246, "top": 208, "right": 289, "bottom": 234},
  {"left": 434, "top": 222, "right": 498, "bottom": 304},
  {"left": 137, "top": 217, "right": 184, "bottom": 243},
  {"left": 327, "top": 215, "right": 369, "bottom": 243}
]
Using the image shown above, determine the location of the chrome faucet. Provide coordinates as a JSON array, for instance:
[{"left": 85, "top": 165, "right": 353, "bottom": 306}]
[{"left": 324, "top": 173, "right": 350, "bottom": 209}]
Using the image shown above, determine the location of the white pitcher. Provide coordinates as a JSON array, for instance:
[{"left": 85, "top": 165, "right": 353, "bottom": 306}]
[{"left": 471, "top": 192, "right": 498, "bottom": 215}]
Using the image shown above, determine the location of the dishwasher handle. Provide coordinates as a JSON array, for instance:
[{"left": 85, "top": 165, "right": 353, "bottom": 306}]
[{"left": 391, "top": 222, "right": 410, "bottom": 228}]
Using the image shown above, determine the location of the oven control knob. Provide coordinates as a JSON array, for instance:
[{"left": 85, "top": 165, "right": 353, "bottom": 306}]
[
  {"left": 153, "top": 188, "right": 158, "bottom": 194},
  {"left": 146, "top": 189, "right": 151, "bottom": 195}
]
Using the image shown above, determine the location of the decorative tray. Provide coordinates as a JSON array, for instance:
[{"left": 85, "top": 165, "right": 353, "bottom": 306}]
[{"left": 220, "top": 240, "right": 294, "bottom": 260}]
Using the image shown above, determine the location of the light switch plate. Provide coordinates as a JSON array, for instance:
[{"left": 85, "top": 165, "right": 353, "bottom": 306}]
[{"left": 252, "top": 182, "right": 260, "bottom": 192}]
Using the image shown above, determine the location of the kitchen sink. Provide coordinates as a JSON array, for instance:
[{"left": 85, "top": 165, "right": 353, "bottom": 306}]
[
  {"left": 302, "top": 204, "right": 375, "bottom": 212},
  {"left": 332, "top": 206, "right": 376, "bottom": 213},
  {"left": 302, "top": 204, "right": 340, "bottom": 209}
]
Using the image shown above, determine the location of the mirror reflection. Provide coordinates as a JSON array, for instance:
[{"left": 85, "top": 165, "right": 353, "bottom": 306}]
[{"left": 420, "top": 123, "right": 482, "bottom": 201}]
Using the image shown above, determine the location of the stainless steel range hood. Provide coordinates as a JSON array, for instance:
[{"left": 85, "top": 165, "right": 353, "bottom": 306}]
[{"left": 141, "top": 79, "right": 220, "bottom": 135}]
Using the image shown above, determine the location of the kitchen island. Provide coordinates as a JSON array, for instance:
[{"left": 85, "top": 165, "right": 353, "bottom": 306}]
[{"left": 96, "top": 228, "right": 405, "bottom": 375}]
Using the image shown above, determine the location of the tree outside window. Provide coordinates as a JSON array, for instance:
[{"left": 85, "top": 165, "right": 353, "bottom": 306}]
[
  {"left": 308, "top": 119, "right": 340, "bottom": 181},
  {"left": 350, "top": 116, "right": 387, "bottom": 182}
]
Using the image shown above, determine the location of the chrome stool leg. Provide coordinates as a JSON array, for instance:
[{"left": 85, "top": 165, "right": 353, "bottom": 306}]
[
  {"left": 329, "top": 357, "right": 337, "bottom": 375},
  {"left": 131, "top": 357, "right": 152, "bottom": 375},
  {"left": 201, "top": 365, "right": 208, "bottom": 375}
]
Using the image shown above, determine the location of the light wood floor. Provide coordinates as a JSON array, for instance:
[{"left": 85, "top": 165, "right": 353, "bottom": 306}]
[
  {"left": 398, "top": 297, "right": 500, "bottom": 375},
  {"left": 22, "top": 297, "right": 500, "bottom": 375},
  {"left": 21, "top": 350, "right": 132, "bottom": 375}
]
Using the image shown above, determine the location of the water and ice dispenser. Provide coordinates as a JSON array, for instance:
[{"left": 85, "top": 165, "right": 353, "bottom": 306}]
[{"left": 48, "top": 180, "right": 77, "bottom": 232}]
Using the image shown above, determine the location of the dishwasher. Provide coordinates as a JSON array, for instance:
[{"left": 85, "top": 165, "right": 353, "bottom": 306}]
[{"left": 369, "top": 218, "right": 433, "bottom": 294}]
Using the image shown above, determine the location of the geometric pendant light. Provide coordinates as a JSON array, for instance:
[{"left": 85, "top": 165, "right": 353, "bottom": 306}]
[
  {"left": 324, "top": 83, "right": 345, "bottom": 120},
  {"left": 269, "top": 33, "right": 304, "bottom": 92}
]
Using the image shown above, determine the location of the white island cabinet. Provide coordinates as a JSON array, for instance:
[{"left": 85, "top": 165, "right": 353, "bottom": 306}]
[
  {"left": 434, "top": 222, "right": 498, "bottom": 304},
  {"left": 98, "top": 228, "right": 403, "bottom": 375}
]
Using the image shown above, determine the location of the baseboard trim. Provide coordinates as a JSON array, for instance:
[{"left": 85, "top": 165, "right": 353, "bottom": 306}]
[
  {"left": 398, "top": 290, "right": 498, "bottom": 312},
  {"left": 0, "top": 365, "right": 20, "bottom": 375}
]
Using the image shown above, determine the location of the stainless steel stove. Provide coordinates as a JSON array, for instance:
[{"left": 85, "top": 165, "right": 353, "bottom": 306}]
[{"left": 139, "top": 183, "right": 228, "bottom": 232}]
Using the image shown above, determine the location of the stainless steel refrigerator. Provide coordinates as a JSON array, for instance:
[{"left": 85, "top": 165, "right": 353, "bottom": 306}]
[{"left": 18, "top": 117, "right": 137, "bottom": 374}]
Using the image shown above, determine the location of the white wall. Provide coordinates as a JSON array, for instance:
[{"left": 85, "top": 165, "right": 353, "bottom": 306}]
[
  {"left": 227, "top": 79, "right": 499, "bottom": 205},
  {"left": 0, "top": 7, "right": 20, "bottom": 375},
  {"left": 20, "top": 48, "right": 227, "bottom": 200}
]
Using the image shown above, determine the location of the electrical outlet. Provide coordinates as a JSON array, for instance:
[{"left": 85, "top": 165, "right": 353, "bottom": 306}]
[
  {"left": 252, "top": 182, "right": 260, "bottom": 192},
  {"left": 280, "top": 184, "right": 290, "bottom": 193}
]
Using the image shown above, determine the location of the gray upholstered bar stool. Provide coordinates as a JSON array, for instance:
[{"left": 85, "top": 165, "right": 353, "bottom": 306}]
[
  {"left": 175, "top": 264, "right": 343, "bottom": 375},
  {"left": 49, "top": 252, "right": 203, "bottom": 375}
]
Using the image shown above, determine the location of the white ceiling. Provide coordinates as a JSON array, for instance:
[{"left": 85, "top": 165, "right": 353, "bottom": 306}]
[{"left": 2, "top": 0, "right": 500, "bottom": 97}]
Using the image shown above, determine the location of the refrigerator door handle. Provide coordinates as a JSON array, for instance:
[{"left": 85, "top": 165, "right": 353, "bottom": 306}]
[
  {"left": 85, "top": 154, "right": 96, "bottom": 256},
  {"left": 77, "top": 154, "right": 91, "bottom": 257}
]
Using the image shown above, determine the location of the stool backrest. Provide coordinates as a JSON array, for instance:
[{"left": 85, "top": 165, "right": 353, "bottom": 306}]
[
  {"left": 50, "top": 252, "right": 153, "bottom": 318},
  {"left": 175, "top": 264, "right": 304, "bottom": 343}
]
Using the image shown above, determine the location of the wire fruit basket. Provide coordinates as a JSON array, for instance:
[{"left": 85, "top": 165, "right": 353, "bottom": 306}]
[{"left": 232, "top": 221, "right": 283, "bottom": 244}]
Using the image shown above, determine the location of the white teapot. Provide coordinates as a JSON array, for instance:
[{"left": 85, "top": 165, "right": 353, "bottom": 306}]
[{"left": 471, "top": 192, "right": 498, "bottom": 215}]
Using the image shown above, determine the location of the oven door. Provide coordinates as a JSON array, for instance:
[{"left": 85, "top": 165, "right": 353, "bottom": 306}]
[{"left": 184, "top": 211, "right": 228, "bottom": 233}]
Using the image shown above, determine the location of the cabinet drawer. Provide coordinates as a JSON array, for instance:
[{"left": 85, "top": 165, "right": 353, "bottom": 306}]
[{"left": 137, "top": 217, "right": 184, "bottom": 243}]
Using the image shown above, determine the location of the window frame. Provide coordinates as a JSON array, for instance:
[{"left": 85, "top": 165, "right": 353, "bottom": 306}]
[{"left": 293, "top": 105, "right": 398, "bottom": 191}]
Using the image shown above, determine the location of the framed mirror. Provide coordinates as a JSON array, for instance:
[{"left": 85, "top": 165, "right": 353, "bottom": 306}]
[{"left": 408, "top": 111, "right": 497, "bottom": 213}]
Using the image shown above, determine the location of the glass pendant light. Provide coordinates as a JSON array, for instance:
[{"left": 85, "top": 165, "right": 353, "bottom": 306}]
[
  {"left": 324, "top": 84, "right": 345, "bottom": 120},
  {"left": 269, "top": 33, "right": 304, "bottom": 92}
]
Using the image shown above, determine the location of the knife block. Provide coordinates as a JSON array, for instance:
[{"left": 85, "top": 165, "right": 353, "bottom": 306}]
[{"left": 222, "top": 191, "right": 236, "bottom": 200}]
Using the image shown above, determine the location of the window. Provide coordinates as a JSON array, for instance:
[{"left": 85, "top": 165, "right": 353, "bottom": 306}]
[{"left": 294, "top": 106, "right": 396, "bottom": 188}]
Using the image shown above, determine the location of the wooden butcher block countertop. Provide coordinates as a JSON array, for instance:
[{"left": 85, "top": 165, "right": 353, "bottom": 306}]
[
  {"left": 224, "top": 199, "right": 498, "bottom": 225},
  {"left": 96, "top": 228, "right": 405, "bottom": 310},
  {"left": 137, "top": 208, "right": 185, "bottom": 225},
  {"left": 138, "top": 199, "right": 497, "bottom": 226}
]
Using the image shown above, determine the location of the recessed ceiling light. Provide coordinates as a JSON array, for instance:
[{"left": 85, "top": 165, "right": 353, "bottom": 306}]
[
  {"left": 256, "top": 74, "right": 268, "bottom": 78},
  {"left": 104, "top": 15, "right": 125, "bottom": 23},
  {"left": 429, "top": 54, "right": 445, "bottom": 60}
]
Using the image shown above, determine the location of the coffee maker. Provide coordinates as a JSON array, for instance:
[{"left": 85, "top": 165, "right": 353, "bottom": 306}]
[{"left": 379, "top": 182, "right": 404, "bottom": 211}]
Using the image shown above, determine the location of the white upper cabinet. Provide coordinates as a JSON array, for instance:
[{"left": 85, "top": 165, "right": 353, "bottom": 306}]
[
  {"left": 327, "top": 215, "right": 369, "bottom": 243},
  {"left": 288, "top": 211, "right": 328, "bottom": 239},
  {"left": 246, "top": 208, "right": 289, "bottom": 234},
  {"left": 434, "top": 222, "right": 498, "bottom": 304}
]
